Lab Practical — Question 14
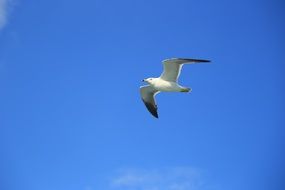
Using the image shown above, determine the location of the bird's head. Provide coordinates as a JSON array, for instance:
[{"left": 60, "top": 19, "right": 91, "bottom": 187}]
[{"left": 142, "top": 78, "right": 155, "bottom": 84}]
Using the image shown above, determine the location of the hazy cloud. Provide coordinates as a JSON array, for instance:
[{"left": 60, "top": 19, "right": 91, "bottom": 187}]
[
  {"left": 111, "top": 167, "right": 216, "bottom": 190},
  {"left": 0, "top": 0, "right": 13, "bottom": 30}
]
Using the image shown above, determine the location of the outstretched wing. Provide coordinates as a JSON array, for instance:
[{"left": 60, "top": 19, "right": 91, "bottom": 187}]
[
  {"left": 160, "top": 58, "right": 210, "bottom": 82},
  {"left": 140, "top": 85, "right": 160, "bottom": 118}
]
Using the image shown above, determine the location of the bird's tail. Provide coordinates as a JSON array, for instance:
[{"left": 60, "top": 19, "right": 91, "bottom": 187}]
[{"left": 180, "top": 87, "right": 191, "bottom": 93}]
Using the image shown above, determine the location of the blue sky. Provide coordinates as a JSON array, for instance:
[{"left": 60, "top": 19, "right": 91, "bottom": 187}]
[{"left": 0, "top": 0, "right": 284, "bottom": 190}]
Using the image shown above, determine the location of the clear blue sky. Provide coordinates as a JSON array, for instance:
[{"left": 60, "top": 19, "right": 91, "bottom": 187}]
[{"left": 0, "top": 0, "right": 284, "bottom": 190}]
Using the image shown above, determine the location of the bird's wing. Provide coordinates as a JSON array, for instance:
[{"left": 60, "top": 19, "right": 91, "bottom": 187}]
[
  {"left": 140, "top": 85, "right": 160, "bottom": 118},
  {"left": 160, "top": 58, "right": 210, "bottom": 82}
]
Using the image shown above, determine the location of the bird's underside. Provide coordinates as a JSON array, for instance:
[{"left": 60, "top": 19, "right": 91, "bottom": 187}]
[{"left": 140, "top": 58, "right": 210, "bottom": 118}]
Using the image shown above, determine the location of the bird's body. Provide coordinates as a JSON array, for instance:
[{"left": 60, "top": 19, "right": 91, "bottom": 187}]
[
  {"left": 140, "top": 58, "right": 210, "bottom": 118},
  {"left": 144, "top": 78, "right": 190, "bottom": 92}
]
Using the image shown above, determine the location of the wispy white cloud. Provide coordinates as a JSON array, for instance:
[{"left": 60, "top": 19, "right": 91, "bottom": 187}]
[
  {"left": 0, "top": 0, "right": 13, "bottom": 30},
  {"left": 111, "top": 167, "right": 217, "bottom": 190}
]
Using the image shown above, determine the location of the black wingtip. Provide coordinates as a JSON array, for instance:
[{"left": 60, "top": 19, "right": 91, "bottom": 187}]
[
  {"left": 183, "top": 58, "right": 211, "bottom": 63},
  {"left": 143, "top": 100, "right": 159, "bottom": 119},
  {"left": 153, "top": 113, "right": 159, "bottom": 119}
]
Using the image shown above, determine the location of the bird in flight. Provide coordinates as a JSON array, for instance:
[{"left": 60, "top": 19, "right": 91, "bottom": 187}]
[{"left": 140, "top": 58, "right": 210, "bottom": 118}]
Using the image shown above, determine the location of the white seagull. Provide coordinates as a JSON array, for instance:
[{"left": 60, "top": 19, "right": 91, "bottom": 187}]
[{"left": 140, "top": 58, "right": 210, "bottom": 118}]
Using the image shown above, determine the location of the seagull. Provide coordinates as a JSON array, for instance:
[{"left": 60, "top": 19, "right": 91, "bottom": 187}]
[{"left": 140, "top": 58, "right": 210, "bottom": 118}]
